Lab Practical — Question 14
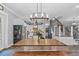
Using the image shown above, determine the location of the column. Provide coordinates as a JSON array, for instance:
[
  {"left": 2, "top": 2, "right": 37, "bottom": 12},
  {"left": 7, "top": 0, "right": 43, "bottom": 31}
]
[
  {"left": 78, "top": 23, "right": 79, "bottom": 31},
  {"left": 63, "top": 26, "right": 65, "bottom": 36},
  {"left": 71, "top": 26, "right": 73, "bottom": 37},
  {"left": 54, "top": 25, "right": 56, "bottom": 36},
  {"left": 59, "top": 25, "right": 61, "bottom": 37}
]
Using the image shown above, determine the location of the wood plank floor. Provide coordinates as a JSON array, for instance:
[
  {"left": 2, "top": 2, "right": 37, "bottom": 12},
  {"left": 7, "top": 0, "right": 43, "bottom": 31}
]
[
  {"left": 14, "top": 51, "right": 66, "bottom": 56},
  {"left": 1, "top": 46, "right": 79, "bottom": 56},
  {"left": 15, "top": 39, "right": 66, "bottom": 46}
]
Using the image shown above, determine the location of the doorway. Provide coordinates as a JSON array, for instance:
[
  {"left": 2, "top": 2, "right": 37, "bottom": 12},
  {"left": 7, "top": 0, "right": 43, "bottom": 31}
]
[{"left": 13, "top": 25, "right": 22, "bottom": 44}]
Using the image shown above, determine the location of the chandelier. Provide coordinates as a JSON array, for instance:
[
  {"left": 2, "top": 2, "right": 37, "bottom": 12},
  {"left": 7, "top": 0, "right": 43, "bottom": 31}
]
[{"left": 30, "top": 3, "right": 49, "bottom": 19}]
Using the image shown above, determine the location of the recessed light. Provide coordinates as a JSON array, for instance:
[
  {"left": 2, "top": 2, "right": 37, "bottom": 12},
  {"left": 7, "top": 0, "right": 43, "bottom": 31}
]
[
  {"left": 72, "top": 22, "right": 77, "bottom": 25},
  {"left": 75, "top": 5, "right": 79, "bottom": 8}
]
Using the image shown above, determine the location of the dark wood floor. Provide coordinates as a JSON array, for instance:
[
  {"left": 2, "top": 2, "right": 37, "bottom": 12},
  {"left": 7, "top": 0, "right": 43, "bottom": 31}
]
[
  {"left": 14, "top": 51, "right": 66, "bottom": 56},
  {"left": 15, "top": 39, "right": 66, "bottom": 46},
  {"left": 1, "top": 46, "right": 79, "bottom": 56}
]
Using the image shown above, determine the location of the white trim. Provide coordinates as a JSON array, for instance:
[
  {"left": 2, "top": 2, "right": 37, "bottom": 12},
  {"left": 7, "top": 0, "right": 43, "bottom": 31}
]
[
  {"left": 59, "top": 25, "right": 61, "bottom": 37},
  {"left": 0, "top": 10, "right": 8, "bottom": 16},
  {"left": 63, "top": 26, "right": 65, "bottom": 35},
  {"left": 0, "top": 44, "right": 13, "bottom": 51},
  {"left": 71, "top": 26, "right": 73, "bottom": 37},
  {"left": 0, "top": 4, "right": 21, "bottom": 17},
  {"left": 0, "top": 3, "right": 28, "bottom": 19},
  {"left": 0, "top": 11, "right": 9, "bottom": 50}
]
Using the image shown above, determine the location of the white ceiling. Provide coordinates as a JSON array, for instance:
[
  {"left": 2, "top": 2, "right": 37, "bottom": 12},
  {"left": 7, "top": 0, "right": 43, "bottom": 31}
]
[{"left": 3, "top": 3, "right": 79, "bottom": 20}]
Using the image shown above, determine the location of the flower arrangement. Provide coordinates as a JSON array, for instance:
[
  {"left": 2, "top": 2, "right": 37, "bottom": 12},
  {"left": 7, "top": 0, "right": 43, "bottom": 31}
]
[{"left": 33, "top": 28, "right": 44, "bottom": 39}]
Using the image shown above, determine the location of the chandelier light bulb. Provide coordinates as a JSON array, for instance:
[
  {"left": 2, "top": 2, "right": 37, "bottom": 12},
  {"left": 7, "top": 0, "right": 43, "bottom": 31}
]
[
  {"left": 75, "top": 5, "right": 79, "bottom": 8},
  {"left": 35, "top": 13, "right": 38, "bottom": 17},
  {"left": 53, "top": 17, "right": 55, "bottom": 20},
  {"left": 72, "top": 22, "right": 77, "bottom": 25},
  {"left": 45, "top": 23, "right": 49, "bottom": 26},
  {"left": 46, "top": 14, "right": 48, "bottom": 18},
  {"left": 41, "top": 13, "right": 44, "bottom": 17},
  {"left": 34, "top": 25, "right": 37, "bottom": 28},
  {"left": 30, "top": 14, "right": 32, "bottom": 18}
]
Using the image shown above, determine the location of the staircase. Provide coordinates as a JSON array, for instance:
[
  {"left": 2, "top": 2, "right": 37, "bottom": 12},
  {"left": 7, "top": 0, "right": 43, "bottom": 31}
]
[
  {"left": 66, "top": 25, "right": 79, "bottom": 44},
  {"left": 73, "top": 26, "right": 79, "bottom": 44},
  {"left": 65, "top": 26, "right": 71, "bottom": 37},
  {"left": 55, "top": 37, "right": 78, "bottom": 45},
  {"left": 52, "top": 18, "right": 79, "bottom": 45}
]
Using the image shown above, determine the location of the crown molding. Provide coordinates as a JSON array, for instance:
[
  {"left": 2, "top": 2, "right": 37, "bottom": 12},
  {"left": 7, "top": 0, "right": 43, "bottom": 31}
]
[{"left": 0, "top": 3, "right": 26, "bottom": 19}]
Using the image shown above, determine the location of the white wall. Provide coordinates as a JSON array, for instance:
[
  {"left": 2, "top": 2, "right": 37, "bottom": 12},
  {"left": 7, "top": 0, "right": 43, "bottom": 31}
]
[
  {"left": 13, "top": 19, "right": 24, "bottom": 25},
  {"left": 0, "top": 11, "right": 8, "bottom": 50},
  {"left": 4, "top": 7, "right": 24, "bottom": 47}
]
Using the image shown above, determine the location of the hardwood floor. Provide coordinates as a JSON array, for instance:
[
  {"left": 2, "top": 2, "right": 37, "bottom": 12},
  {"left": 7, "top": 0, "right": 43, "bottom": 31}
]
[
  {"left": 1, "top": 46, "right": 79, "bottom": 56},
  {"left": 13, "top": 39, "right": 67, "bottom": 56},
  {"left": 15, "top": 39, "right": 66, "bottom": 46},
  {"left": 14, "top": 51, "right": 66, "bottom": 56}
]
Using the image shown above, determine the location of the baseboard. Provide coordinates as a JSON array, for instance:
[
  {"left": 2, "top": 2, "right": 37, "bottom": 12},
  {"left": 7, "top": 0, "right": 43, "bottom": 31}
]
[{"left": 0, "top": 44, "right": 13, "bottom": 51}]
